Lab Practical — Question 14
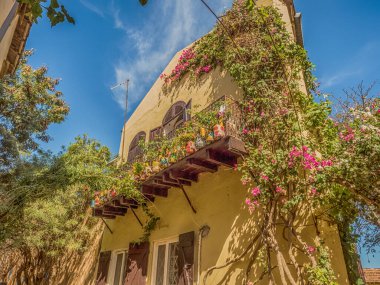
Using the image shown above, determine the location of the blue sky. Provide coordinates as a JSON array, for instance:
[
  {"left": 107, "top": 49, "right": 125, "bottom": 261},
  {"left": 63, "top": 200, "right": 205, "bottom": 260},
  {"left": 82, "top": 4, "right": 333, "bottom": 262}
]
[{"left": 26, "top": 0, "right": 379, "bottom": 267}]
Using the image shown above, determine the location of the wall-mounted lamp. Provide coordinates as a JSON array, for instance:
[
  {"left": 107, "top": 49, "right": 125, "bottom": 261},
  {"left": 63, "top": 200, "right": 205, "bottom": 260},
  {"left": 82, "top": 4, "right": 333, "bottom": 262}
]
[{"left": 197, "top": 224, "right": 211, "bottom": 285}]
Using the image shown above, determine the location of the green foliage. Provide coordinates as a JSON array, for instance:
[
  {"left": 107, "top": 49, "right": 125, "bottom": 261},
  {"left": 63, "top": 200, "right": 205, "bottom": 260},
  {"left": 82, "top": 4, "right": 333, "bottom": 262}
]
[
  {"left": 140, "top": 204, "right": 160, "bottom": 242},
  {"left": 0, "top": 136, "right": 109, "bottom": 248},
  {"left": 306, "top": 247, "right": 338, "bottom": 285},
  {"left": 19, "top": 0, "right": 75, "bottom": 26},
  {"left": 159, "top": 1, "right": 378, "bottom": 283},
  {"left": 60, "top": 135, "right": 111, "bottom": 189},
  {"left": 0, "top": 51, "right": 69, "bottom": 172},
  {"left": 22, "top": 185, "right": 94, "bottom": 256}
]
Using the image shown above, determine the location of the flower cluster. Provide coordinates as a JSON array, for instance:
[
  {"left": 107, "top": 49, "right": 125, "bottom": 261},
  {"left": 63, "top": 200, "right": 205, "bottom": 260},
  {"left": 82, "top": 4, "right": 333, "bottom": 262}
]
[
  {"left": 160, "top": 48, "right": 213, "bottom": 84},
  {"left": 245, "top": 197, "right": 259, "bottom": 214},
  {"left": 339, "top": 127, "right": 355, "bottom": 142},
  {"left": 288, "top": 146, "right": 332, "bottom": 170}
]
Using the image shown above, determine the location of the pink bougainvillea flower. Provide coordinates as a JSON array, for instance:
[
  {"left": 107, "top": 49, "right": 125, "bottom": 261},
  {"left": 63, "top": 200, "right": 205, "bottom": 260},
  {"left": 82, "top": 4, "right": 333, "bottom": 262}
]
[
  {"left": 321, "top": 160, "right": 333, "bottom": 167},
  {"left": 241, "top": 177, "right": 250, "bottom": 185},
  {"left": 339, "top": 127, "right": 355, "bottom": 142},
  {"left": 233, "top": 164, "right": 238, "bottom": 171},
  {"left": 310, "top": 188, "right": 317, "bottom": 196},
  {"left": 195, "top": 67, "right": 202, "bottom": 76},
  {"left": 275, "top": 186, "right": 285, "bottom": 194},
  {"left": 251, "top": 187, "right": 261, "bottom": 196},
  {"left": 307, "top": 246, "right": 316, "bottom": 254},
  {"left": 202, "top": 65, "right": 212, "bottom": 73},
  {"left": 242, "top": 128, "right": 249, "bottom": 135},
  {"left": 261, "top": 174, "right": 269, "bottom": 181},
  {"left": 279, "top": 108, "right": 288, "bottom": 115},
  {"left": 245, "top": 198, "right": 257, "bottom": 214}
]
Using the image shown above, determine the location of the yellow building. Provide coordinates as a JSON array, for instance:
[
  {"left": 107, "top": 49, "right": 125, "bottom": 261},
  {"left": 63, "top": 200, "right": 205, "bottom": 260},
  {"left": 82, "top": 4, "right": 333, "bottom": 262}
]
[
  {"left": 0, "top": 0, "right": 31, "bottom": 78},
  {"left": 95, "top": 1, "right": 351, "bottom": 285}
]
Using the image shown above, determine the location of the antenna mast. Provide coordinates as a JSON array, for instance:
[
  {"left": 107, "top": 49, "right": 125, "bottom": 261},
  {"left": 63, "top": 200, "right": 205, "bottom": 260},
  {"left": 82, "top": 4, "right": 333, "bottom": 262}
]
[
  {"left": 111, "top": 79, "right": 130, "bottom": 124},
  {"left": 111, "top": 79, "right": 130, "bottom": 161}
]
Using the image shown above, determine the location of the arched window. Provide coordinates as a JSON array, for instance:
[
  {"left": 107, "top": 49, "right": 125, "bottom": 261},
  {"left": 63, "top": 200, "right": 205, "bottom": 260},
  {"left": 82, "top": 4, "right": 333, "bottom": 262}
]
[
  {"left": 162, "top": 101, "right": 191, "bottom": 139},
  {"left": 127, "top": 131, "right": 146, "bottom": 163}
]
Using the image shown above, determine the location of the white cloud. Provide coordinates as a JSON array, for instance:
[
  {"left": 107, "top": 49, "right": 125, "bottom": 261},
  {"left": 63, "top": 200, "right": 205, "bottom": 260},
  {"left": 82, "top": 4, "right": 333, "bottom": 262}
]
[
  {"left": 109, "top": 0, "right": 233, "bottom": 112},
  {"left": 322, "top": 70, "right": 362, "bottom": 88},
  {"left": 79, "top": 0, "right": 105, "bottom": 18},
  {"left": 320, "top": 41, "right": 380, "bottom": 89}
]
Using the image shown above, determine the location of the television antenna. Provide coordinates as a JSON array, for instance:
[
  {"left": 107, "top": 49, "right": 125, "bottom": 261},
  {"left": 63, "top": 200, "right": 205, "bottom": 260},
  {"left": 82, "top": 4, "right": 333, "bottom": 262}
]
[
  {"left": 111, "top": 79, "right": 130, "bottom": 161},
  {"left": 111, "top": 79, "right": 130, "bottom": 124}
]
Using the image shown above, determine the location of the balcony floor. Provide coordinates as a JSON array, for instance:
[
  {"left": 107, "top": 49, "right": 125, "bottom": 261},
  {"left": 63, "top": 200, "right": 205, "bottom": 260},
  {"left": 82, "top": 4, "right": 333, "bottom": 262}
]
[{"left": 93, "top": 136, "right": 246, "bottom": 219}]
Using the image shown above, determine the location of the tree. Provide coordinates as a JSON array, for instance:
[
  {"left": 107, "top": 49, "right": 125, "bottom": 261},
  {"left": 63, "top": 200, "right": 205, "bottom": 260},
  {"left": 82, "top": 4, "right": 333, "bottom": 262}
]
[
  {"left": 0, "top": 50, "right": 69, "bottom": 172},
  {"left": 19, "top": 0, "right": 74, "bottom": 26},
  {"left": 330, "top": 82, "right": 380, "bottom": 216},
  {"left": 0, "top": 135, "right": 111, "bottom": 284}
]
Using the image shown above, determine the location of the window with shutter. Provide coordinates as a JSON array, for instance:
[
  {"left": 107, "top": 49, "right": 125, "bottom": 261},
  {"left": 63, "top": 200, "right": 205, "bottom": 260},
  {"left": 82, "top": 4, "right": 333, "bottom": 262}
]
[
  {"left": 125, "top": 242, "right": 150, "bottom": 285},
  {"left": 162, "top": 101, "right": 191, "bottom": 139},
  {"left": 163, "top": 102, "right": 186, "bottom": 126},
  {"left": 96, "top": 251, "right": 112, "bottom": 285},
  {"left": 106, "top": 250, "right": 129, "bottom": 285},
  {"left": 178, "top": 232, "right": 195, "bottom": 285},
  {"left": 150, "top": 126, "right": 162, "bottom": 141},
  {"left": 152, "top": 237, "right": 180, "bottom": 285},
  {"left": 127, "top": 132, "right": 146, "bottom": 163}
]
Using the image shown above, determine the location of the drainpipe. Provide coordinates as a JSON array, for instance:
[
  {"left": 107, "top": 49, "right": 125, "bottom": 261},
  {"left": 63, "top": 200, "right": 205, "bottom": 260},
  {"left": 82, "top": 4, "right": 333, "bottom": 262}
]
[{"left": 197, "top": 225, "right": 210, "bottom": 285}]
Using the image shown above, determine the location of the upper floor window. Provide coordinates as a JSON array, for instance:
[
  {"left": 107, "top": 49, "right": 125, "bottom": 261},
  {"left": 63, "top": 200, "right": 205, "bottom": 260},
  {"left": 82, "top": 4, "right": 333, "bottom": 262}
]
[
  {"left": 162, "top": 100, "right": 191, "bottom": 139},
  {"left": 127, "top": 131, "right": 146, "bottom": 163},
  {"left": 149, "top": 126, "right": 162, "bottom": 141}
]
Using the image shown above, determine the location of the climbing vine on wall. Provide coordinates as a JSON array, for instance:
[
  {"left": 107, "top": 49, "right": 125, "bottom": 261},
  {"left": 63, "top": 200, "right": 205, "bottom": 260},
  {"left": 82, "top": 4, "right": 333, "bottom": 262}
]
[
  {"left": 157, "top": 1, "right": 378, "bottom": 284},
  {"left": 95, "top": 0, "right": 378, "bottom": 282}
]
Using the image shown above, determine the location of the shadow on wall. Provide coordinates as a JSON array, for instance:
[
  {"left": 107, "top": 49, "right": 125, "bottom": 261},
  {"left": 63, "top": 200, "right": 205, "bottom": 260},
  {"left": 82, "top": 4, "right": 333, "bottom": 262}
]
[
  {"left": 0, "top": 220, "right": 104, "bottom": 285},
  {"left": 158, "top": 67, "right": 241, "bottom": 109},
  {"left": 192, "top": 169, "right": 340, "bottom": 285},
  {"left": 199, "top": 183, "right": 265, "bottom": 285}
]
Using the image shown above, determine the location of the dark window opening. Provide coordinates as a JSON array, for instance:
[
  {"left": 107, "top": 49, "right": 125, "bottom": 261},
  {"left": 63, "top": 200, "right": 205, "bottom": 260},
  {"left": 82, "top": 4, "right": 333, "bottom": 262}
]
[
  {"left": 162, "top": 100, "right": 191, "bottom": 139},
  {"left": 127, "top": 131, "right": 146, "bottom": 163}
]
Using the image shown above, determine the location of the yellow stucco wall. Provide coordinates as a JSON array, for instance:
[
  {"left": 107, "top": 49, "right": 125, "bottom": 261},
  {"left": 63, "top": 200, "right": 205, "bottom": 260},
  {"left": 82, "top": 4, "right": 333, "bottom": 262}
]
[
  {"left": 105, "top": 1, "right": 350, "bottom": 284},
  {"left": 0, "top": 0, "right": 19, "bottom": 75},
  {"left": 101, "top": 168, "right": 349, "bottom": 284},
  {"left": 118, "top": 60, "right": 242, "bottom": 161}
]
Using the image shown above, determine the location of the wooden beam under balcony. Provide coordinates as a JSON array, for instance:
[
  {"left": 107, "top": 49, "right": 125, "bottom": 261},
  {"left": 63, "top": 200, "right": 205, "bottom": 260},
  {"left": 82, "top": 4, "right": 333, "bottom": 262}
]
[
  {"left": 112, "top": 199, "right": 129, "bottom": 209},
  {"left": 187, "top": 158, "right": 218, "bottom": 173},
  {"left": 93, "top": 208, "right": 116, "bottom": 219},
  {"left": 103, "top": 205, "right": 127, "bottom": 216},
  {"left": 141, "top": 185, "right": 168, "bottom": 197},
  {"left": 206, "top": 149, "right": 238, "bottom": 167},
  {"left": 119, "top": 196, "right": 139, "bottom": 208},
  {"left": 101, "top": 213, "right": 116, "bottom": 219},
  {"left": 152, "top": 178, "right": 181, "bottom": 188},
  {"left": 163, "top": 172, "right": 191, "bottom": 186},
  {"left": 169, "top": 170, "right": 198, "bottom": 182}
]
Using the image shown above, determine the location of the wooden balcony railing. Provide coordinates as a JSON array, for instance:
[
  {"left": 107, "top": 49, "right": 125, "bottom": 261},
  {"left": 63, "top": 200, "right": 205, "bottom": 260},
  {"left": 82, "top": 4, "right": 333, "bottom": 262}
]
[{"left": 93, "top": 96, "right": 246, "bottom": 219}]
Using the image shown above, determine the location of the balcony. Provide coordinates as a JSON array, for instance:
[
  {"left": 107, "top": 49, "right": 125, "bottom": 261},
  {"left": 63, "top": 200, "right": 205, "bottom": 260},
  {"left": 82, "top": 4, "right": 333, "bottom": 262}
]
[{"left": 93, "top": 96, "right": 246, "bottom": 219}]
